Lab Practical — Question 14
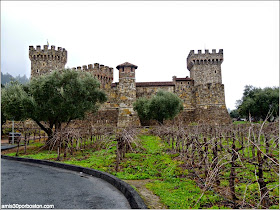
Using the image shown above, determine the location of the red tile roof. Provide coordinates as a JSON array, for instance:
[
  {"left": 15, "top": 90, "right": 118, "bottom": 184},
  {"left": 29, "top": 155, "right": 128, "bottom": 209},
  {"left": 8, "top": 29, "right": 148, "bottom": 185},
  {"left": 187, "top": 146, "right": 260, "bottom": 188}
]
[
  {"left": 116, "top": 62, "right": 138, "bottom": 70},
  {"left": 136, "top": 82, "right": 174, "bottom": 87},
  {"left": 175, "top": 77, "right": 193, "bottom": 81}
]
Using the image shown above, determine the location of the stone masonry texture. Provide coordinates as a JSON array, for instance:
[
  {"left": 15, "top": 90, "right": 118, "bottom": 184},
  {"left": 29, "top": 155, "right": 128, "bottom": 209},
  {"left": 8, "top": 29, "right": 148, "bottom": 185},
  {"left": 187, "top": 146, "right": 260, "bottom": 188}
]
[{"left": 29, "top": 45, "right": 231, "bottom": 126}]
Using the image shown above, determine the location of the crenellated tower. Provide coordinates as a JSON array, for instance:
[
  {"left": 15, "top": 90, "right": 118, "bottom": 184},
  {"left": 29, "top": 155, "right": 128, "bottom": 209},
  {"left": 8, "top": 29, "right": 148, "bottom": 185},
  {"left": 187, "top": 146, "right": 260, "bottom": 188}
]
[
  {"left": 186, "top": 49, "right": 230, "bottom": 124},
  {"left": 29, "top": 45, "right": 67, "bottom": 78},
  {"left": 187, "top": 49, "right": 223, "bottom": 86}
]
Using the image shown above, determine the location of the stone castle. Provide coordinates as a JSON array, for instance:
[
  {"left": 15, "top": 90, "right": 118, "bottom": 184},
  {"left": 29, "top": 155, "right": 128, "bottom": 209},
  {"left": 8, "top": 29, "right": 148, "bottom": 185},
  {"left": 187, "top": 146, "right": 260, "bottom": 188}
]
[{"left": 29, "top": 45, "right": 231, "bottom": 126}]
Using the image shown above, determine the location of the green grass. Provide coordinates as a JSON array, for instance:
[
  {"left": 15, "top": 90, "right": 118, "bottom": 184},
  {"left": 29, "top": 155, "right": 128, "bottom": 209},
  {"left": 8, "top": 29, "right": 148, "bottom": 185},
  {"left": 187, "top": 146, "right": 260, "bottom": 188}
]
[
  {"left": 232, "top": 121, "right": 268, "bottom": 125},
  {"left": 146, "top": 178, "right": 230, "bottom": 209}
]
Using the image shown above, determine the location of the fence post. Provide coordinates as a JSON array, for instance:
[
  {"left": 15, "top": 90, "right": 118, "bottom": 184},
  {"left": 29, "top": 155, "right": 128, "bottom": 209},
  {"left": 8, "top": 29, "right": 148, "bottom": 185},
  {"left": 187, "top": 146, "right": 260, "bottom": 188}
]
[{"left": 12, "top": 120, "right": 14, "bottom": 144}]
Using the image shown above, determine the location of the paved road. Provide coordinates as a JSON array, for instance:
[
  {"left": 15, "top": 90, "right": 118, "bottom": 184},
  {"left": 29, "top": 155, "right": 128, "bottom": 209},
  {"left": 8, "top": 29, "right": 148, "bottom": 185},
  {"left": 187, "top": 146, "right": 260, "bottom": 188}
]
[
  {"left": 1, "top": 159, "right": 131, "bottom": 209},
  {"left": 1, "top": 144, "right": 18, "bottom": 151}
]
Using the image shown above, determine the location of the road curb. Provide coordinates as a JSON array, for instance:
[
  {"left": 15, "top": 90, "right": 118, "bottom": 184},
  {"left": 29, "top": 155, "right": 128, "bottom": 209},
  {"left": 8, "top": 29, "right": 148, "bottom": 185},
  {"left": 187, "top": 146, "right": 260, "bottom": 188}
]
[{"left": 1, "top": 155, "right": 148, "bottom": 209}]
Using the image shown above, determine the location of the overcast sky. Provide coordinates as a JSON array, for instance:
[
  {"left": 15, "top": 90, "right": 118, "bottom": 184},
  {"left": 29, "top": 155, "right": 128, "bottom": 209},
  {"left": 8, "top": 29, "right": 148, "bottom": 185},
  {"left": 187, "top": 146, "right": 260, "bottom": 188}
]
[{"left": 1, "top": 1, "right": 279, "bottom": 110}]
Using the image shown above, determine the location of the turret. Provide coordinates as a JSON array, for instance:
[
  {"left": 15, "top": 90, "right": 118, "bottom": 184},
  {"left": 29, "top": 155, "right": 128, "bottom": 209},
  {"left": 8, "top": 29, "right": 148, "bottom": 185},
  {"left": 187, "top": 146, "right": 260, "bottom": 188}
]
[
  {"left": 187, "top": 49, "right": 223, "bottom": 86},
  {"left": 29, "top": 45, "right": 67, "bottom": 78},
  {"left": 116, "top": 62, "right": 137, "bottom": 80},
  {"left": 116, "top": 62, "right": 140, "bottom": 127}
]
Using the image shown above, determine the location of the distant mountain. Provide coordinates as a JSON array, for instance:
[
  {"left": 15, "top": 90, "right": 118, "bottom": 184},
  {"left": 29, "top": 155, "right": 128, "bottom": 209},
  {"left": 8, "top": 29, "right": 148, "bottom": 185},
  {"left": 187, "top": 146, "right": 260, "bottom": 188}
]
[{"left": 1, "top": 72, "right": 29, "bottom": 85}]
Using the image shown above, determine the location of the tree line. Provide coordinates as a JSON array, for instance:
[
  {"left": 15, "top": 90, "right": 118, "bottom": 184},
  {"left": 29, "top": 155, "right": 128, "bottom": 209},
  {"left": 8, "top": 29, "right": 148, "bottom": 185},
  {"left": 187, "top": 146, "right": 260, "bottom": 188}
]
[
  {"left": 230, "top": 85, "right": 279, "bottom": 122},
  {"left": 1, "top": 72, "right": 29, "bottom": 85}
]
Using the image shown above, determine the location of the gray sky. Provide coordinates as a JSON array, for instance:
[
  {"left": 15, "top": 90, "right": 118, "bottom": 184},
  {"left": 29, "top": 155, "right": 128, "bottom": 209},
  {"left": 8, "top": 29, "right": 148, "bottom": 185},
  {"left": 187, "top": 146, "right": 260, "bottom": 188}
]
[{"left": 1, "top": 1, "right": 279, "bottom": 110}]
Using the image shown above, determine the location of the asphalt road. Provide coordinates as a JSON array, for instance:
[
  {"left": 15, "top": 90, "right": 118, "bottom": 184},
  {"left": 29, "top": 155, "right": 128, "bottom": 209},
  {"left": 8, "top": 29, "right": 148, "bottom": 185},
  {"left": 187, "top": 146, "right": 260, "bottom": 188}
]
[
  {"left": 1, "top": 144, "right": 18, "bottom": 151},
  {"left": 1, "top": 158, "right": 131, "bottom": 209}
]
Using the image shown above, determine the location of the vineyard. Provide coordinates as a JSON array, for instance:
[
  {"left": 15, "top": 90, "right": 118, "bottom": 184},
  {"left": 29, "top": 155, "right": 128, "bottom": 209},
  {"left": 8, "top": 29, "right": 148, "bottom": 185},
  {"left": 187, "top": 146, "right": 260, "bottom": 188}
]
[
  {"left": 3, "top": 121, "right": 279, "bottom": 209},
  {"left": 152, "top": 122, "right": 279, "bottom": 209}
]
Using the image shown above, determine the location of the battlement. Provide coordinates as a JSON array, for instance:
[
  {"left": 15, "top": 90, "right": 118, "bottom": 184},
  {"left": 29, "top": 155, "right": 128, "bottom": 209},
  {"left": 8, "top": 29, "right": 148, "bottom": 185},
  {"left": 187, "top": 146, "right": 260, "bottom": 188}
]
[
  {"left": 29, "top": 45, "right": 67, "bottom": 63},
  {"left": 187, "top": 49, "right": 223, "bottom": 70},
  {"left": 71, "top": 62, "right": 114, "bottom": 83}
]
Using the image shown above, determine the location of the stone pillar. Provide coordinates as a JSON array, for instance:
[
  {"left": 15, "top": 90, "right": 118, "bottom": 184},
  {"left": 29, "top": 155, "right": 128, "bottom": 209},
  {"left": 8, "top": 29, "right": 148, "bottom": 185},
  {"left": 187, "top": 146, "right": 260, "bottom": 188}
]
[{"left": 116, "top": 62, "right": 140, "bottom": 127}]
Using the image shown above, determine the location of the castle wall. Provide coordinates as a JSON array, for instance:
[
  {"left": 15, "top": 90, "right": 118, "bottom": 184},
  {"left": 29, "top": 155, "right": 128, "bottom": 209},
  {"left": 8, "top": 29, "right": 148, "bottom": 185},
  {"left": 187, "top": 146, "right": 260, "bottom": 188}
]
[
  {"left": 136, "top": 84, "right": 174, "bottom": 98},
  {"left": 193, "top": 83, "right": 231, "bottom": 124},
  {"left": 73, "top": 109, "right": 119, "bottom": 127},
  {"left": 194, "top": 106, "right": 231, "bottom": 124},
  {"left": 195, "top": 83, "right": 226, "bottom": 107},
  {"left": 72, "top": 63, "right": 113, "bottom": 91},
  {"left": 173, "top": 78, "right": 195, "bottom": 110},
  {"left": 90, "top": 109, "right": 119, "bottom": 126}
]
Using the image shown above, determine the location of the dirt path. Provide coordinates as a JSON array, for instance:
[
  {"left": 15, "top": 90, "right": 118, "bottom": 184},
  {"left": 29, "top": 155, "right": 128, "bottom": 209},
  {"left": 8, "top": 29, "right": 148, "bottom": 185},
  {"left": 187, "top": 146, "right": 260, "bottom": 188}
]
[{"left": 124, "top": 179, "right": 167, "bottom": 209}]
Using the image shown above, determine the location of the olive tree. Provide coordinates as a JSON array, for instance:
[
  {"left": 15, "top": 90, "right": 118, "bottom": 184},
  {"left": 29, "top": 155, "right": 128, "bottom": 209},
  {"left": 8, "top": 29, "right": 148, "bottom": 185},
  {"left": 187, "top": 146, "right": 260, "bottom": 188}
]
[
  {"left": 1, "top": 69, "right": 107, "bottom": 146},
  {"left": 133, "top": 90, "right": 183, "bottom": 125}
]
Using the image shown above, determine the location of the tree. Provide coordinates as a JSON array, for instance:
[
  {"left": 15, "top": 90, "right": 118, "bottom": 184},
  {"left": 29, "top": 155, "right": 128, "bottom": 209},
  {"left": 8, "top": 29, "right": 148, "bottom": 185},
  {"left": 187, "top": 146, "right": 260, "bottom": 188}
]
[
  {"left": 133, "top": 90, "right": 183, "bottom": 125},
  {"left": 1, "top": 69, "right": 107, "bottom": 146},
  {"left": 1, "top": 85, "right": 7, "bottom": 135},
  {"left": 132, "top": 97, "right": 150, "bottom": 125},
  {"left": 229, "top": 109, "right": 239, "bottom": 119},
  {"left": 237, "top": 85, "right": 279, "bottom": 121}
]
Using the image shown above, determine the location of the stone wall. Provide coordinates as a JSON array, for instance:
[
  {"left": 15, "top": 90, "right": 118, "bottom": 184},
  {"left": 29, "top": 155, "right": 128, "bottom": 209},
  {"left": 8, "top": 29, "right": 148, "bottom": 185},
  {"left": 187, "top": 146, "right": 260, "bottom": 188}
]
[
  {"left": 195, "top": 83, "right": 226, "bottom": 106},
  {"left": 173, "top": 77, "right": 195, "bottom": 110},
  {"left": 71, "top": 63, "right": 114, "bottom": 91},
  {"left": 74, "top": 109, "right": 119, "bottom": 127},
  {"left": 194, "top": 105, "right": 231, "bottom": 124},
  {"left": 136, "top": 82, "right": 174, "bottom": 98}
]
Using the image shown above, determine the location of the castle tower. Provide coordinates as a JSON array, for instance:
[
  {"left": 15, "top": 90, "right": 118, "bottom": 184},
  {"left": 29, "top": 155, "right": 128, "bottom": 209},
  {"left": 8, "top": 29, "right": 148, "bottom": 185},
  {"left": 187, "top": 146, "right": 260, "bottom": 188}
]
[
  {"left": 186, "top": 49, "right": 230, "bottom": 124},
  {"left": 29, "top": 45, "right": 67, "bottom": 78},
  {"left": 116, "top": 62, "right": 140, "bottom": 127},
  {"left": 187, "top": 49, "right": 223, "bottom": 86}
]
